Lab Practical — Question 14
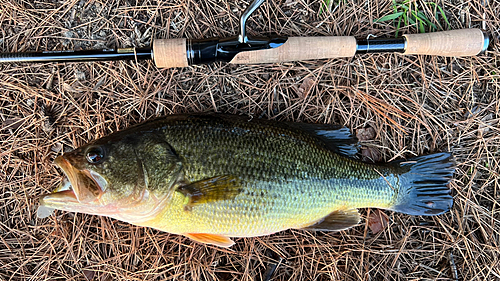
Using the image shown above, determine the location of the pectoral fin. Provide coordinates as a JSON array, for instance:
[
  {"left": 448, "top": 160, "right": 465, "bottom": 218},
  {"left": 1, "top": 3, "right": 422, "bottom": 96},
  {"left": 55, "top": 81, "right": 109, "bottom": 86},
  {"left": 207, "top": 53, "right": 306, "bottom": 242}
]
[
  {"left": 302, "top": 209, "right": 361, "bottom": 232},
  {"left": 176, "top": 175, "right": 242, "bottom": 207},
  {"left": 185, "top": 233, "right": 235, "bottom": 248}
]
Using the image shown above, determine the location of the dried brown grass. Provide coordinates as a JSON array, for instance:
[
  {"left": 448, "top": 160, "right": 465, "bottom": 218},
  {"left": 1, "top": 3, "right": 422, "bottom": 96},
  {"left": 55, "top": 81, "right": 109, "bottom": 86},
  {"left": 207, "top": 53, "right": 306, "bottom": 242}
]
[{"left": 1, "top": 0, "right": 499, "bottom": 280}]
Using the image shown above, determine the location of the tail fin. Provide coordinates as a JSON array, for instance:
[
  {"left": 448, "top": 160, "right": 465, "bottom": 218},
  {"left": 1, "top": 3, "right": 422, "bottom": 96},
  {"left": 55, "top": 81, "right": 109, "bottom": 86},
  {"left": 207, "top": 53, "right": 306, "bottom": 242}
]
[{"left": 390, "top": 152, "right": 455, "bottom": 216}]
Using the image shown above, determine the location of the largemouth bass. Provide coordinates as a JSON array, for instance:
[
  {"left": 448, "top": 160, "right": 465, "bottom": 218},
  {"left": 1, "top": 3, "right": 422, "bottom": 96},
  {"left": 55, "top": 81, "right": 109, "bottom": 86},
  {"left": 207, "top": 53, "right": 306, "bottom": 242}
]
[{"left": 38, "top": 114, "right": 454, "bottom": 247}]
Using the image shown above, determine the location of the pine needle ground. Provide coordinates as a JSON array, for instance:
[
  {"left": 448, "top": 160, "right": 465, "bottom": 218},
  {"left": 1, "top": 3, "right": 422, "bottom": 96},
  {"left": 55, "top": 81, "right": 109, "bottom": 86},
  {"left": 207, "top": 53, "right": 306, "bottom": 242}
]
[{"left": 0, "top": 0, "right": 499, "bottom": 280}]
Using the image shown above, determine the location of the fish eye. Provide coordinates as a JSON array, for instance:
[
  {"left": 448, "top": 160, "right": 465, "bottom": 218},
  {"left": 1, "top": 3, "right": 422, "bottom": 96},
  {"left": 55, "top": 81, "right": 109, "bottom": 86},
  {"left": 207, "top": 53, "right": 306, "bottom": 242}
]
[{"left": 86, "top": 147, "right": 105, "bottom": 164}]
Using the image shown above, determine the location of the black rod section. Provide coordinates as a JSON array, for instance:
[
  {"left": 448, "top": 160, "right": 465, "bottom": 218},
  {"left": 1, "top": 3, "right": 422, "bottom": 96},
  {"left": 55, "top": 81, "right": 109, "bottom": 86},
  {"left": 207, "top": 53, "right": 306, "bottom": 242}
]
[
  {"left": 187, "top": 37, "right": 287, "bottom": 65},
  {"left": 0, "top": 48, "right": 152, "bottom": 63},
  {"left": 356, "top": 38, "right": 406, "bottom": 54}
]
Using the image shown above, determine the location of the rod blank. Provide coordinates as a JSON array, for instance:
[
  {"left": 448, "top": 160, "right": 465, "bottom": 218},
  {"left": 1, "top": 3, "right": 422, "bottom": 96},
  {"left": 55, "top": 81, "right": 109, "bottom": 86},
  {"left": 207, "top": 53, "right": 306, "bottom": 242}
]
[{"left": 0, "top": 48, "right": 152, "bottom": 63}]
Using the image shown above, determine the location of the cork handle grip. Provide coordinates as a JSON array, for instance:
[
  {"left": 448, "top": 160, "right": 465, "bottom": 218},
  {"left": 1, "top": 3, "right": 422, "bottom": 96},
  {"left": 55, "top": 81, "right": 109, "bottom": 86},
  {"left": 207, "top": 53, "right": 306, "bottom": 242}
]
[
  {"left": 230, "top": 36, "right": 357, "bottom": 64},
  {"left": 153, "top": 38, "right": 189, "bottom": 68},
  {"left": 404, "top": 29, "right": 486, "bottom": 56}
]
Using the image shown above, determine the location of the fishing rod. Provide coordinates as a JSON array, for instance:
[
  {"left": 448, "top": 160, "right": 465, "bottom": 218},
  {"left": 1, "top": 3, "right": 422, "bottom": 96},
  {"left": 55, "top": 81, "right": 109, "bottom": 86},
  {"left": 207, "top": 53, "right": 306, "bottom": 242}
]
[{"left": 0, "top": 0, "right": 489, "bottom": 68}]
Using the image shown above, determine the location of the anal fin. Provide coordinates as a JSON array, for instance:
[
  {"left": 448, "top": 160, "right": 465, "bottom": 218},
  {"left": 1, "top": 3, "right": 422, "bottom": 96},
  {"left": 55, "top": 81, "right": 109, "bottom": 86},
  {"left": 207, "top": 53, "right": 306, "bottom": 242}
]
[
  {"left": 185, "top": 233, "right": 235, "bottom": 248},
  {"left": 302, "top": 209, "right": 361, "bottom": 232}
]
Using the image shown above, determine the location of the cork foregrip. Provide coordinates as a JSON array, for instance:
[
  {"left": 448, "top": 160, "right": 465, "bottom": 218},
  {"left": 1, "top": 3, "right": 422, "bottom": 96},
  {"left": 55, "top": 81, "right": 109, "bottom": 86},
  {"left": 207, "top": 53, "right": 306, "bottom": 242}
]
[
  {"left": 153, "top": 39, "right": 189, "bottom": 68},
  {"left": 404, "top": 29, "right": 485, "bottom": 57},
  {"left": 230, "top": 37, "right": 357, "bottom": 64}
]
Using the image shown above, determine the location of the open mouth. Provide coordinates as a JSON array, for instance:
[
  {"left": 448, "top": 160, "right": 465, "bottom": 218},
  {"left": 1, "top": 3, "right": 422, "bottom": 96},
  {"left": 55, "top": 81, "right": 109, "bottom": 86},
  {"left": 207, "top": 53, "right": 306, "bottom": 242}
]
[
  {"left": 54, "top": 156, "right": 106, "bottom": 202},
  {"left": 48, "top": 177, "right": 77, "bottom": 199},
  {"left": 37, "top": 156, "right": 107, "bottom": 218}
]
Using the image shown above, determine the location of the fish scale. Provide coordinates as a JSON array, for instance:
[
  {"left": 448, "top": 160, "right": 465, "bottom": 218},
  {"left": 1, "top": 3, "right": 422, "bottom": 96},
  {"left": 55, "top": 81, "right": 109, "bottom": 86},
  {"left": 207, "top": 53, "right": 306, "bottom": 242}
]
[{"left": 145, "top": 117, "right": 397, "bottom": 236}]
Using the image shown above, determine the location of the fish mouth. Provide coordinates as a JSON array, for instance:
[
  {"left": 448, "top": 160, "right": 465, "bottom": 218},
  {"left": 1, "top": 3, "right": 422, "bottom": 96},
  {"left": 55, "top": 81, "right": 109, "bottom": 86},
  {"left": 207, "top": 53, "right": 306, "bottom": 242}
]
[{"left": 40, "top": 156, "right": 107, "bottom": 206}]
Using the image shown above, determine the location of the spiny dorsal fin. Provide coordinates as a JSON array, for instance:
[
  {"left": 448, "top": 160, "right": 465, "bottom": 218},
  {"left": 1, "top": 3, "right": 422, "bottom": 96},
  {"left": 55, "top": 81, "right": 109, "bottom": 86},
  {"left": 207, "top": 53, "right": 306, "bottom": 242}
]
[
  {"left": 302, "top": 209, "right": 361, "bottom": 232},
  {"left": 184, "top": 233, "right": 235, "bottom": 248},
  {"left": 285, "top": 122, "right": 360, "bottom": 158},
  {"left": 176, "top": 175, "right": 242, "bottom": 208}
]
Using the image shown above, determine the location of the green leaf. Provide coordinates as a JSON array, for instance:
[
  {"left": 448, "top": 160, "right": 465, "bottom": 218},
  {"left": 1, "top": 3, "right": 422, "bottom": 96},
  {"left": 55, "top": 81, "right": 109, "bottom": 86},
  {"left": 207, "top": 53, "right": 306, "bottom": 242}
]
[
  {"left": 375, "top": 12, "right": 404, "bottom": 22},
  {"left": 319, "top": 0, "right": 332, "bottom": 16},
  {"left": 419, "top": 20, "right": 425, "bottom": 33},
  {"left": 379, "top": 1, "right": 449, "bottom": 33},
  {"left": 416, "top": 11, "right": 429, "bottom": 21},
  {"left": 417, "top": 11, "right": 437, "bottom": 30},
  {"left": 396, "top": 16, "right": 402, "bottom": 37},
  {"left": 403, "top": 12, "right": 409, "bottom": 25},
  {"left": 435, "top": 5, "right": 450, "bottom": 27}
]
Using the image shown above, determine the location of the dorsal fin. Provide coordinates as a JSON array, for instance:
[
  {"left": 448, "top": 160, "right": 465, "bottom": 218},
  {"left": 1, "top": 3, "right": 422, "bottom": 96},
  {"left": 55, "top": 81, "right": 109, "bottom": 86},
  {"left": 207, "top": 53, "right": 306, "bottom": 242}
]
[
  {"left": 285, "top": 122, "right": 360, "bottom": 158},
  {"left": 301, "top": 209, "right": 361, "bottom": 232}
]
